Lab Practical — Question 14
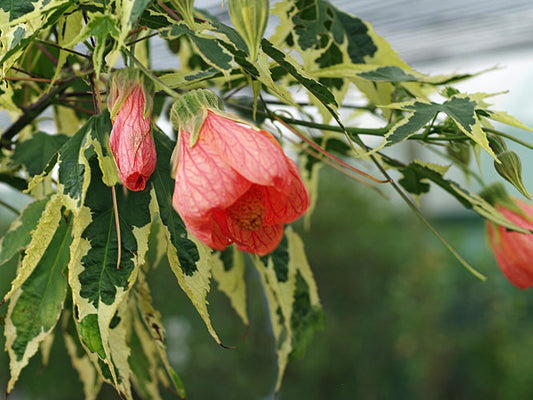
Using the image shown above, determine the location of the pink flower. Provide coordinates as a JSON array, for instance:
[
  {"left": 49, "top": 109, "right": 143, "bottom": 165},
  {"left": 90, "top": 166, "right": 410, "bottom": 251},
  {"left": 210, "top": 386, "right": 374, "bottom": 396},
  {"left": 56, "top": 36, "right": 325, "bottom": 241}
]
[
  {"left": 172, "top": 110, "right": 309, "bottom": 256},
  {"left": 108, "top": 73, "right": 156, "bottom": 191},
  {"left": 488, "top": 199, "right": 533, "bottom": 289}
]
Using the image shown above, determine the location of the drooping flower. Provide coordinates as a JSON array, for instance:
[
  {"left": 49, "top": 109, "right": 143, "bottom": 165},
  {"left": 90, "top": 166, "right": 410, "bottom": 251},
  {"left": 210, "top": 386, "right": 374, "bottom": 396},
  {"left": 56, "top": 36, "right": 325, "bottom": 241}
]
[
  {"left": 170, "top": 90, "right": 309, "bottom": 256},
  {"left": 107, "top": 68, "right": 156, "bottom": 191},
  {"left": 484, "top": 183, "right": 533, "bottom": 289}
]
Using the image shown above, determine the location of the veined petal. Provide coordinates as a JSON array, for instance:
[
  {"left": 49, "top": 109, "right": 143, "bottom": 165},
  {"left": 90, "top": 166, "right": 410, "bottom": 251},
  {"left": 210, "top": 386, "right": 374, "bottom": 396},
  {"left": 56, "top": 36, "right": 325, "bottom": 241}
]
[
  {"left": 185, "top": 215, "right": 230, "bottom": 251},
  {"left": 221, "top": 213, "right": 285, "bottom": 256},
  {"left": 201, "top": 111, "right": 291, "bottom": 190},
  {"left": 109, "top": 85, "right": 155, "bottom": 191},
  {"left": 173, "top": 130, "right": 251, "bottom": 225},
  {"left": 262, "top": 159, "right": 310, "bottom": 225}
]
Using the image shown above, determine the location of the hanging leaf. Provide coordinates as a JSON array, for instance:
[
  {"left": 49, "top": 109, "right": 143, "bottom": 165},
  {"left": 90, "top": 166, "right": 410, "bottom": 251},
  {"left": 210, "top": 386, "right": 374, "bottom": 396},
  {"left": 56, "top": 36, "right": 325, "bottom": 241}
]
[
  {"left": 213, "top": 246, "right": 249, "bottom": 328},
  {"left": 2, "top": 193, "right": 64, "bottom": 303},
  {"left": 252, "top": 227, "right": 323, "bottom": 394},
  {"left": 0, "top": 196, "right": 50, "bottom": 266},
  {"left": 68, "top": 156, "right": 153, "bottom": 397},
  {"left": 63, "top": 309, "right": 103, "bottom": 400},
  {"left": 5, "top": 212, "right": 72, "bottom": 394},
  {"left": 11, "top": 132, "right": 68, "bottom": 176},
  {"left": 150, "top": 127, "right": 222, "bottom": 345}
]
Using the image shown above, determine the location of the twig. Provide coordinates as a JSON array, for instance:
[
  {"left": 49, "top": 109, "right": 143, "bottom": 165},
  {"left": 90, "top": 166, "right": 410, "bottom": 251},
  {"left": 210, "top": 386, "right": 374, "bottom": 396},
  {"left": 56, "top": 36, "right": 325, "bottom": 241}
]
[
  {"left": 124, "top": 47, "right": 180, "bottom": 99},
  {"left": 34, "top": 39, "right": 90, "bottom": 59},
  {"left": 369, "top": 153, "right": 486, "bottom": 281},
  {"left": 272, "top": 114, "right": 390, "bottom": 184},
  {"left": 0, "top": 199, "right": 20, "bottom": 215},
  {"left": 112, "top": 186, "right": 122, "bottom": 270}
]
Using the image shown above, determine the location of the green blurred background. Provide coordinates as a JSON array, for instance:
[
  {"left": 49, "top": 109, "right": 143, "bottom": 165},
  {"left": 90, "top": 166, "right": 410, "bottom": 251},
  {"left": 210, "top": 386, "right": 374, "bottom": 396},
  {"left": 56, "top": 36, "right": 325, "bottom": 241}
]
[{"left": 2, "top": 167, "right": 533, "bottom": 400}]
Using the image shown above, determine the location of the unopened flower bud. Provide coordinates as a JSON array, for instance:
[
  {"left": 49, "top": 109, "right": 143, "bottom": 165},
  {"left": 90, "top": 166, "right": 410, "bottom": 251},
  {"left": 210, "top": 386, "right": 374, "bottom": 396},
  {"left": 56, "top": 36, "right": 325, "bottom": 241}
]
[
  {"left": 446, "top": 141, "right": 470, "bottom": 166},
  {"left": 228, "top": 0, "right": 269, "bottom": 61},
  {"left": 488, "top": 134, "right": 507, "bottom": 156},
  {"left": 107, "top": 68, "right": 156, "bottom": 191},
  {"left": 494, "top": 150, "right": 530, "bottom": 199}
]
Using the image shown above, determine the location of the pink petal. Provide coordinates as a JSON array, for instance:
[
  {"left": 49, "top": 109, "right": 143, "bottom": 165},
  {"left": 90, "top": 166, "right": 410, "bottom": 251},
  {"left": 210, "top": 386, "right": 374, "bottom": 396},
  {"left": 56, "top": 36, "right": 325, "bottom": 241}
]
[
  {"left": 185, "top": 214, "right": 231, "bottom": 251},
  {"left": 201, "top": 111, "right": 291, "bottom": 191},
  {"left": 218, "top": 211, "right": 285, "bottom": 256},
  {"left": 173, "top": 130, "right": 251, "bottom": 226},
  {"left": 109, "top": 86, "right": 155, "bottom": 191},
  {"left": 262, "top": 159, "right": 310, "bottom": 225}
]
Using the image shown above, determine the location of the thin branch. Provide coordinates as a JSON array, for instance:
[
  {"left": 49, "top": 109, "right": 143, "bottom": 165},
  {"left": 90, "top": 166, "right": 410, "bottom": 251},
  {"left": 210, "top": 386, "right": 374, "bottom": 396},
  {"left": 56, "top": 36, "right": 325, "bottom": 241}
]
[
  {"left": 124, "top": 47, "right": 180, "bottom": 99},
  {"left": 368, "top": 153, "right": 486, "bottom": 281},
  {"left": 112, "top": 186, "right": 122, "bottom": 270},
  {"left": 484, "top": 127, "right": 533, "bottom": 150},
  {"left": 0, "top": 199, "right": 20, "bottom": 215},
  {"left": 4, "top": 76, "right": 52, "bottom": 83},
  {"left": 34, "top": 38, "right": 90, "bottom": 59},
  {"left": 272, "top": 114, "right": 390, "bottom": 184}
]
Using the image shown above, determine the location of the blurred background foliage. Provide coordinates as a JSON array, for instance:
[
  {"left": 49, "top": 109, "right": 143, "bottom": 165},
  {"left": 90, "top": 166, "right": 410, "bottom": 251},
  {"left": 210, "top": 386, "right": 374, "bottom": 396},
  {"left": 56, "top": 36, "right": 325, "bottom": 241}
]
[{"left": 2, "top": 166, "right": 533, "bottom": 399}]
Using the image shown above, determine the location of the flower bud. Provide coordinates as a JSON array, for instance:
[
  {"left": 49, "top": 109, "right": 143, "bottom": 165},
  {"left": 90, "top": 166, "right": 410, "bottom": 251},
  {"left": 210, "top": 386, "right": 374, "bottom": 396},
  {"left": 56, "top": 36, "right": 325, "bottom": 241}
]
[
  {"left": 446, "top": 141, "right": 470, "bottom": 166},
  {"left": 494, "top": 150, "right": 530, "bottom": 199},
  {"left": 228, "top": 0, "right": 269, "bottom": 61},
  {"left": 107, "top": 68, "right": 156, "bottom": 191}
]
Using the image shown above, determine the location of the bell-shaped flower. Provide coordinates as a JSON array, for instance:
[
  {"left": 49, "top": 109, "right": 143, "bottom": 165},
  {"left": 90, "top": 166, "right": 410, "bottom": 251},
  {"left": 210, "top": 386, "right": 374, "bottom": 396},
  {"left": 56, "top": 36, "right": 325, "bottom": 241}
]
[
  {"left": 170, "top": 90, "right": 309, "bottom": 256},
  {"left": 107, "top": 68, "right": 156, "bottom": 191},
  {"left": 484, "top": 184, "right": 533, "bottom": 289}
]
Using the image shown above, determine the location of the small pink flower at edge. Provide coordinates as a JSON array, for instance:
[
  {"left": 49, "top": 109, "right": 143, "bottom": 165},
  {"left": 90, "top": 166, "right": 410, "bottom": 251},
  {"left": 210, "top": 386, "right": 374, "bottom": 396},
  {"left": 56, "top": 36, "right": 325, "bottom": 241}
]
[
  {"left": 172, "top": 110, "right": 310, "bottom": 256},
  {"left": 488, "top": 199, "right": 533, "bottom": 289},
  {"left": 108, "top": 73, "right": 156, "bottom": 191}
]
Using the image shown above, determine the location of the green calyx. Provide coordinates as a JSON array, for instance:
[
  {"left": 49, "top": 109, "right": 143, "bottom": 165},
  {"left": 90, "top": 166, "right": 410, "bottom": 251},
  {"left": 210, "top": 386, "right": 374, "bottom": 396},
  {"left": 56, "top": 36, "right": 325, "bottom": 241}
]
[
  {"left": 170, "top": 89, "right": 224, "bottom": 147},
  {"left": 107, "top": 67, "right": 154, "bottom": 121},
  {"left": 494, "top": 150, "right": 530, "bottom": 199}
]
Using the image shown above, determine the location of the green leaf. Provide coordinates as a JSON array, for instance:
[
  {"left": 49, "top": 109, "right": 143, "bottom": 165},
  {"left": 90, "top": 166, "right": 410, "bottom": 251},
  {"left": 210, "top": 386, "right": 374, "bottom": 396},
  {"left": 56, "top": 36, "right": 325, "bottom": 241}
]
[
  {"left": 57, "top": 121, "right": 89, "bottom": 209},
  {"left": 5, "top": 213, "right": 72, "bottom": 394},
  {"left": 213, "top": 246, "right": 249, "bottom": 327},
  {"left": 11, "top": 132, "right": 69, "bottom": 177},
  {"left": 0, "top": 196, "right": 49, "bottom": 266},
  {"left": 3, "top": 193, "right": 64, "bottom": 303},
  {"left": 150, "top": 127, "right": 222, "bottom": 345},
  {"left": 57, "top": 111, "right": 117, "bottom": 210},
  {"left": 389, "top": 159, "right": 531, "bottom": 233},
  {"left": 252, "top": 227, "right": 322, "bottom": 393},
  {"left": 160, "top": 23, "right": 233, "bottom": 72},
  {"left": 376, "top": 97, "right": 496, "bottom": 158},
  {"left": 0, "top": 0, "right": 73, "bottom": 74},
  {"left": 63, "top": 309, "right": 103, "bottom": 400},
  {"left": 134, "top": 269, "right": 187, "bottom": 399},
  {"left": 261, "top": 38, "right": 338, "bottom": 117},
  {"left": 150, "top": 128, "right": 199, "bottom": 275},
  {"left": 68, "top": 156, "right": 153, "bottom": 396},
  {"left": 63, "top": 12, "right": 121, "bottom": 77}
]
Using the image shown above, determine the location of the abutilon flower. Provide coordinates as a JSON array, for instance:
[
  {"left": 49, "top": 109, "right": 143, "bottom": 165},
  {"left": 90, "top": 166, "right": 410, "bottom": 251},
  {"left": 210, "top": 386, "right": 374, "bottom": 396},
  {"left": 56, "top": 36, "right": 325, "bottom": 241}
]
[
  {"left": 485, "top": 184, "right": 533, "bottom": 289},
  {"left": 170, "top": 90, "right": 309, "bottom": 256},
  {"left": 107, "top": 69, "right": 156, "bottom": 191}
]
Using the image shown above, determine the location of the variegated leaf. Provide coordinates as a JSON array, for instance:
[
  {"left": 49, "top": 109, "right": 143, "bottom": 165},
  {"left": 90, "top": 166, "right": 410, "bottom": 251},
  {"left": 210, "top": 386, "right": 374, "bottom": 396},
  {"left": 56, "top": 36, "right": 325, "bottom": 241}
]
[
  {"left": 2, "top": 193, "right": 63, "bottom": 303},
  {"left": 0, "top": 196, "right": 49, "bottom": 266},
  {"left": 5, "top": 212, "right": 72, "bottom": 394},
  {"left": 63, "top": 309, "right": 103, "bottom": 400},
  {"left": 130, "top": 268, "right": 186, "bottom": 399},
  {"left": 252, "top": 227, "right": 323, "bottom": 394},
  {"left": 0, "top": 0, "right": 73, "bottom": 75},
  {"left": 150, "top": 127, "right": 221, "bottom": 345},
  {"left": 213, "top": 246, "right": 249, "bottom": 328},
  {"left": 68, "top": 157, "right": 153, "bottom": 398}
]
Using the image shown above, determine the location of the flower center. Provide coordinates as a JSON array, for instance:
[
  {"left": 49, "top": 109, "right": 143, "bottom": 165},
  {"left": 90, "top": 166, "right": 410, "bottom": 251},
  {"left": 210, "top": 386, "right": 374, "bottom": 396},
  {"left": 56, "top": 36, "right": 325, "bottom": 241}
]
[{"left": 227, "top": 187, "right": 265, "bottom": 231}]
